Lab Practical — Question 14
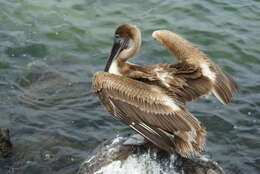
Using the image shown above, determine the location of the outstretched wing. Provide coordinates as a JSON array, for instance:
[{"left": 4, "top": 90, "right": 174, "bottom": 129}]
[
  {"left": 92, "top": 72, "right": 206, "bottom": 157},
  {"left": 152, "top": 30, "right": 239, "bottom": 104}
]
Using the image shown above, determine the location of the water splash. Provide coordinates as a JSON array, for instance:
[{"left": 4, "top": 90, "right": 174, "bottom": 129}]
[{"left": 94, "top": 152, "right": 179, "bottom": 174}]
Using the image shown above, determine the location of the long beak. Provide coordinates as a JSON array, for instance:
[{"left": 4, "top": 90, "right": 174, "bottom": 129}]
[{"left": 104, "top": 39, "right": 129, "bottom": 72}]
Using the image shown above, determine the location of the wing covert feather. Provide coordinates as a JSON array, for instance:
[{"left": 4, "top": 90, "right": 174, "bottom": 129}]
[{"left": 92, "top": 72, "right": 185, "bottom": 113}]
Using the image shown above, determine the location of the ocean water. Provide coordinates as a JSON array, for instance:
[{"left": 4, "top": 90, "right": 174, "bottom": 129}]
[{"left": 0, "top": 0, "right": 259, "bottom": 173}]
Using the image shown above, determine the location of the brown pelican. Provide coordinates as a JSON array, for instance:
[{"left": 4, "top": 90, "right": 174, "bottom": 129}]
[{"left": 92, "top": 24, "right": 238, "bottom": 157}]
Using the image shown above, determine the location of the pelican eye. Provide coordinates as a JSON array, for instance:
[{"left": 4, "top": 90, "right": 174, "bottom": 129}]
[{"left": 114, "top": 34, "right": 122, "bottom": 43}]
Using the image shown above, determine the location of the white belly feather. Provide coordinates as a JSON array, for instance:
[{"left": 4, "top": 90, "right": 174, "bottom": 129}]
[{"left": 109, "top": 61, "right": 121, "bottom": 75}]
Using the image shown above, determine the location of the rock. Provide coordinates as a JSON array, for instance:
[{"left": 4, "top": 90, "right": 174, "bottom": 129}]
[
  {"left": 78, "top": 134, "right": 225, "bottom": 174},
  {"left": 0, "top": 128, "right": 12, "bottom": 158}
]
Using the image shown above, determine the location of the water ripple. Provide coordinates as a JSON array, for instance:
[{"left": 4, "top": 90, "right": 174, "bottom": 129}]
[{"left": 0, "top": 0, "right": 259, "bottom": 174}]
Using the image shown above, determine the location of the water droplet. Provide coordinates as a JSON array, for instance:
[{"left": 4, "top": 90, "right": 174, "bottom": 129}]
[
  {"left": 44, "top": 153, "right": 51, "bottom": 160},
  {"left": 55, "top": 32, "right": 59, "bottom": 35},
  {"left": 247, "top": 112, "right": 251, "bottom": 116},
  {"left": 26, "top": 160, "right": 32, "bottom": 164}
]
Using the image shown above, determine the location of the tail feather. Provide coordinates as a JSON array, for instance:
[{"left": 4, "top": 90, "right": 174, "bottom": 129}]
[{"left": 174, "top": 124, "right": 206, "bottom": 158}]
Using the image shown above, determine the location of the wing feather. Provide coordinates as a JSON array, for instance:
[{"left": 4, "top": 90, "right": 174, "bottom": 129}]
[
  {"left": 93, "top": 72, "right": 206, "bottom": 157},
  {"left": 152, "top": 30, "right": 238, "bottom": 104},
  {"left": 212, "top": 70, "right": 239, "bottom": 104}
]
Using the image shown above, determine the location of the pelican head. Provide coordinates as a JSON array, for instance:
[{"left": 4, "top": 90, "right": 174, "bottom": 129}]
[{"left": 104, "top": 24, "right": 141, "bottom": 72}]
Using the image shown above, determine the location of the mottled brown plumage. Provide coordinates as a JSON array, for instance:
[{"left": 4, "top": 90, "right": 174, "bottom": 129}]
[
  {"left": 152, "top": 30, "right": 239, "bottom": 104},
  {"left": 92, "top": 72, "right": 206, "bottom": 156},
  {"left": 92, "top": 24, "right": 238, "bottom": 157}
]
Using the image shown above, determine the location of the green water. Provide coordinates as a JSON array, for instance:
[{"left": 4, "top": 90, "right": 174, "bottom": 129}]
[{"left": 0, "top": 0, "right": 259, "bottom": 173}]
